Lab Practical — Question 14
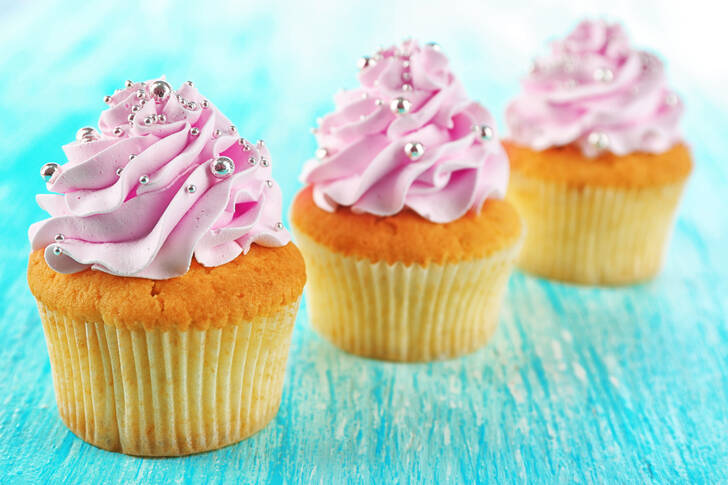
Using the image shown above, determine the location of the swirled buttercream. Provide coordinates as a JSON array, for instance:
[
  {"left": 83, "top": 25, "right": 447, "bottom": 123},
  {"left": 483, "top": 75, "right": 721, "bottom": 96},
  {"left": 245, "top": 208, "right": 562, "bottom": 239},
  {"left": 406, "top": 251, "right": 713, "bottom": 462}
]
[
  {"left": 29, "top": 78, "right": 289, "bottom": 279},
  {"left": 301, "top": 40, "right": 508, "bottom": 223},
  {"left": 506, "top": 19, "right": 683, "bottom": 157}
]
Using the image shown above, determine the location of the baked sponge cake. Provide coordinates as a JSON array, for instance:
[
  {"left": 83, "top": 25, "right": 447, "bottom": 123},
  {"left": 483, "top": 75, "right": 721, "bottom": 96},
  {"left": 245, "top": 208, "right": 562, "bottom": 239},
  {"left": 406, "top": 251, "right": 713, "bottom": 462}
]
[
  {"left": 505, "top": 20, "right": 692, "bottom": 284},
  {"left": 292, "top": 40, "right": 523, "bottom": 362},
  {"left": 27, "top": 78, "right": 305, "bottom": 456}
]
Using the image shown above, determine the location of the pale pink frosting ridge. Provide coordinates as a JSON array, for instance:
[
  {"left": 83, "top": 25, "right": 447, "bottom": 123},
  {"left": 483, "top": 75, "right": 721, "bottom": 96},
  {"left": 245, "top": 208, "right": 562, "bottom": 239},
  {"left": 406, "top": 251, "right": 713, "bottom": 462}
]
[
  {"left": 29, "top": 78, "right": 290, "bottom": 280},
  {"left": 301, "top": 40, "right": 509, "bottom": 223},
  {"left": 506, "top": 19, "right": 684, "bottom": 157}
]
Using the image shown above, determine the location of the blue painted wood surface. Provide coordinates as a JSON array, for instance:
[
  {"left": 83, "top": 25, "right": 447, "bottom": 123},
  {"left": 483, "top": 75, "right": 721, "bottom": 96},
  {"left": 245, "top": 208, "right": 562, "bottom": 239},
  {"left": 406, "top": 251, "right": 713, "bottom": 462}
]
[{"left": 1, "top": 1, "right": 727, "bottom": 483}]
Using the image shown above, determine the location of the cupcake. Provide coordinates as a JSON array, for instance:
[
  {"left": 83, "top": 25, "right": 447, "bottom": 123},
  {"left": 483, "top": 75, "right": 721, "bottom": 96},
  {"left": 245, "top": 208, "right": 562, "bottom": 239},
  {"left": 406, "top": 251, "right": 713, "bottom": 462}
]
[
  {"left": 505, "top": 20, "right": 692, "bottom": 284},
  {"left": 291, "top": 41, "right": 523, "bottom": 362},
  {"left": 27, "top": 78, "right": 306, "bottom": 456}
]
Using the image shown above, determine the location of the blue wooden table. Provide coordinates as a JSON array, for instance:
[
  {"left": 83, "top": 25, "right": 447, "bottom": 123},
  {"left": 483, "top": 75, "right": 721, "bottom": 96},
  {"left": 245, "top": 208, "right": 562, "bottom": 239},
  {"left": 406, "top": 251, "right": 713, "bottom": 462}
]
[{"left": 2, "top": 2, "right": 726, "bottom": 483}]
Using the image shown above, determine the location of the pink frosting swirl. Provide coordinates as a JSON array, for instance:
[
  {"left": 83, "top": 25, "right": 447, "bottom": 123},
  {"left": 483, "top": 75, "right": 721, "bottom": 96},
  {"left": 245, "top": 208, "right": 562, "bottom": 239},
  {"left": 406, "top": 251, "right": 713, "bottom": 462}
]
[
  {"left": 506, "top": 19, "right": 684, "bottom": 157},
  {"left": 29, "top": 78, "right": 289, "bottom": 280},
  {"left": 301, "top": 40, "right": 508, "bottom": 223}
]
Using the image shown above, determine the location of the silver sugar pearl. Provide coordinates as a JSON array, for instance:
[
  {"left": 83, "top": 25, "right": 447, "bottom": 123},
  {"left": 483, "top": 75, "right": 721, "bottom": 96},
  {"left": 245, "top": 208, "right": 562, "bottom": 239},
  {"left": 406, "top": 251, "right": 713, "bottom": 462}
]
[
  {"left": 213, "top": 129, "right": 221, "bottom": 138},
  {"left": 238, "top": 138, "right": 251, "bottom": 150},
  {"left": 229, "top": 125, "right": 237, "bottom": 134},
  {"left": 274, "top": 222, "right": 284, "bottom": 231},
  {"left": 131, "top": 104, "right": 141, "bottom": 112},
  {"left": 187, "top": 101, "right": 198, "bottom": 111},
  {"left": 587, "top": 132, "right": 610, "bottom": 151},
  {"left": 185, "top": 80, "right": 194, "bottom": 87},
  {"left": 593, "top": 67, "right": 614, "bottom": 83},
  {"left": 190, "top": 127, "right": 200, "bottom": 137},
  {"left": 54, "top": 234, "right": 64, "bottom": 242},
  {"left": 201, "top": 99, "right": 209, "bottom": 109},
  {"left": 40, "top": 163, "right": 60, "bottom": 182},
  {"left": 404, "top": 141, "right": 425, "bottom": 160},
  {"left": 116, "top": 168, "right": 123, "bottom": 176},
  {"left": 260, "top": 158, "right": 270, "bottom": 167},
  {"left": 125, "top": 80, "right": 134, "bottom": 88},
  {"left": 473, "top": 124, "right": 494, "bottom": 141},
  {"left": 158, "top": 114, "right": 167, "bottom": 123},
  {"left": 149, "top": 80, "right": 172, "bottom": 103},
  {"left": 76, "top": 126, "right": 99, "bottom": 141},
  {"left": 425, "top": 41, "right": 441, "bottom": 50},
  {"left": 390, "top": 97, "right": 412, "bottom": 115},
  {"left": 135, "top": 89, "right": 145, "bottom": 99},
  {"left": 129, "top": 154, "right": 136, "bottom": 161},
  {"left": 143, "top": 116, "right": 154, "bottom": 126},
  {"left": 266, "top": 179, "right": 273, "bottom": 188},
  {"left": 375, "top": 99, "right": 383, "bottom": 106},
  {"left": 52, "top": 246, "right": 63, "bottom": 256},
  {"left": 248, "top": 157, "right": 257, "bottom": 165},
  {"left": 402, "top": 83, "right": 413, "bottom": 91},
  {"left": 104, "top": 95, "right": 112, "bottom": 104},
  {"left": 185, "top": 184, "right": 197, "bottom": 193},
  {"left": 139, "top": 175, "right": 150, "bottom": 185},
  {"left": 113, "top": 126, "right": 124, "bottom": 137},
  {"left": 127, "top": 113, "right": 135, "bottom": 122},
  {"left": 358, "top": 56, "right": 376, "bottom": 70},
  {"left": 315, "top": 148, "right": 328, "bottom": 159},
  {"left": 210, "top": 156, "right": 235, "bottom": 178},
  {"left": 402, "top": 72, "right": 411, "bottom": 81},
  {"left": 403, "top": 60, "right": 410, "bottom": 68}
]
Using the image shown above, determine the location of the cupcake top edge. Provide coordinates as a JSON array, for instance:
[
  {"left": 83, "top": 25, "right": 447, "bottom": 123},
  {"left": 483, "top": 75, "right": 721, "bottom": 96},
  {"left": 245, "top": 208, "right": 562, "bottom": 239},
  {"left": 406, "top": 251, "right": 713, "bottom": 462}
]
[
  {"left": 300, "top": 39, "right": 509, "bottom": 224},
  {"left": 505, "top": 19, "right": 684, "bottom": 157},
  {"left": 29, "top": 77, "right": 290, "bottom": 280}
]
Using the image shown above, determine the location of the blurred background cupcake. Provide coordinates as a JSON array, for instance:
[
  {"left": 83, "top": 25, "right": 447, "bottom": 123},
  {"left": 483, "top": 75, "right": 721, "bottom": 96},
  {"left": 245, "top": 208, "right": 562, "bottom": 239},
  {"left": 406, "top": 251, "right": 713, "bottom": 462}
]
[
  {"left": 504, "top": 19, "right": 692, "bottom": 285},
  {"left": 27, "top": 78, "right": 306, "bottom": 456},
  {"left": 291, "top": 40, "right": 523, "bottom": 362}
]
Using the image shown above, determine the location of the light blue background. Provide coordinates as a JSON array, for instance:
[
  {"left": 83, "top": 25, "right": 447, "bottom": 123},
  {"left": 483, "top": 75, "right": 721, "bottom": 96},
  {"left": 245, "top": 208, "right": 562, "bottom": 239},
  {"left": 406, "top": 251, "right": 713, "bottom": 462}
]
[{"left": 1, "top": 0, "right": 727, "bottom": 483}]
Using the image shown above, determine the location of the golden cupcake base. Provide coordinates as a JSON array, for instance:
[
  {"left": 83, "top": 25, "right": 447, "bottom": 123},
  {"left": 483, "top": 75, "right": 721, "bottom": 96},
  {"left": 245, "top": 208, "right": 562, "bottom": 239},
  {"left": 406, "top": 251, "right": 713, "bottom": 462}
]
[
  {"left": 294, "top": 230, "right": 522, "bottom": 362},
  {"left": 37, "top": 300, "right": 299, "bottom": 456},
  {"left": 507, "top": 173, "right": 687, "bottom": 285}
]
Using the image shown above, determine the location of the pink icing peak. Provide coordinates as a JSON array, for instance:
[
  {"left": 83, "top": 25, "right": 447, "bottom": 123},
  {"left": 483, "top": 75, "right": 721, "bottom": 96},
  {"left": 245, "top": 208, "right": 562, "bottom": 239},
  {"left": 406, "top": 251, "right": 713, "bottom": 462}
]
[
  {"left": 29, "top": 77, "right": 290, "bottom": 280},
  {"left": 506, "top": 19, "right": 684, "bottom": 157},
  {"left": 301, "top": 40, "right": 509, "bottom": 223}
]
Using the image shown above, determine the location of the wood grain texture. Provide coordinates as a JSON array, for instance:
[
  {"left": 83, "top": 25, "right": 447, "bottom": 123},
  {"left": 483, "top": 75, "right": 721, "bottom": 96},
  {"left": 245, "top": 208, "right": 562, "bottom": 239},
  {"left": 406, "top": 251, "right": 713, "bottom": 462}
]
[{"left": 1, "top": 1, "right": 727, "bottom": 483}]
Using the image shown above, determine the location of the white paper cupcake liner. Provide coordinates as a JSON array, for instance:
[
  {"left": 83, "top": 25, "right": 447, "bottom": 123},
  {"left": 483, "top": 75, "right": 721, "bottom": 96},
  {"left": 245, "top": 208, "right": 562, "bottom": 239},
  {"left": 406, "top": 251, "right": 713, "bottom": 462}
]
[
  {"left": 36, "top": 300, "right": 299, "bottom": 456},
  {"left": 293, "top": 229, "right": 522, "bottom": 362},
  {"left": 507, "top": 173, "right": 688, "bottom": 284}
]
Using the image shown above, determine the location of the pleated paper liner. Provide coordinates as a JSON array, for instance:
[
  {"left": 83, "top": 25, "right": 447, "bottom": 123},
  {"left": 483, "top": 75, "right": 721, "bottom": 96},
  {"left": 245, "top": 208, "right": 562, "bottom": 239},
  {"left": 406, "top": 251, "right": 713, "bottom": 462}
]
[
  {"left": 37, "top": 300, "right": 299, "bottom": 456},
  {"left": 294, "top": 230, "right": 523, "bottom": 362},
  {"left": 507, "top": 172, "right": 688, "bottom": 285}
]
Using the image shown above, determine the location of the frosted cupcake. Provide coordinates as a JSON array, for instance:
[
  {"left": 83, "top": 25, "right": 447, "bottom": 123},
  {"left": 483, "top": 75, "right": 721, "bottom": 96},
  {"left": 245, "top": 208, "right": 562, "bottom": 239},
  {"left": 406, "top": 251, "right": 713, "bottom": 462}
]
[
  {"left": 27, "top": 78, "right": 306, "bottom": 456},
  {"left": 291, "top": 40, "right": 523, "bottom": 362},
  {"left": 505, "top": 20, "right": 692, "bottom": 284}
]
